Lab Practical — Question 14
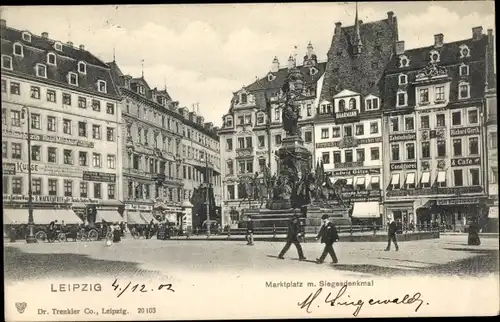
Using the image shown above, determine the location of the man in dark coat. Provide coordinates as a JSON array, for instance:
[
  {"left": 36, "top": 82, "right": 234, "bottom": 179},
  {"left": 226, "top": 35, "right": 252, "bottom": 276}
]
[
  {"left": 385, "top": 217, "right": 399, "bottom": 251},
  {"left": 278, "top": 215, "right": 306, "bottom": 260},
  {"left": 246, "top": 216, "right": 254, "bottom": 246},
  {"left": 316, "top": 215, "right": 339, "bottom": 264},
  {"left": 467, "top": 220, "right": 481, "bottom": 245}
]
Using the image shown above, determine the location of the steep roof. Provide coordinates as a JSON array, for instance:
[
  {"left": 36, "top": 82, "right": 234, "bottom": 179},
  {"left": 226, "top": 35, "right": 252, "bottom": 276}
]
[{"left": 1, "top": 24, "right": 119, "bottom": 99}]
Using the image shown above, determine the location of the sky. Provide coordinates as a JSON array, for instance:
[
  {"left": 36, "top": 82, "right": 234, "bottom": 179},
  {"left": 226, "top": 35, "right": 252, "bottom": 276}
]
[{"left": 1, "top": 2, "right": 495, "bottom": 126}]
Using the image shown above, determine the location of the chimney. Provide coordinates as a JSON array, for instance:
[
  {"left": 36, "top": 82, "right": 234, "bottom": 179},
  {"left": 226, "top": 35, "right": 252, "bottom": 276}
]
[
  {"left": 335, "top": 22, "right": 342, "bottom": 34},
  {"left": 79, "top": 44, "right": 85, "bottom": 50},
  {"left": 387, "top": 11, "right": 394, "bottom": 24},
  {"left": 472, "top": 26, "right": 483, "bottom": 40},
  {"left": 0, "top": 19, "right": 6, "bottom": 27},
  {"left": 67, "top": 41, "right": 73, "bottom": 47},
  {"left": 487, "top": 29, "right": 494, "bottom": 44},
  {"left": 434, "top": 33, "right": 444, "bottom": 48},
  {"left": 270, "top": 56, "right": 280, "bottom": 73},
  {"left": 395, "top": 41, "right": 405, "bottom": 55},
  {"left": 41, "top": 32, "right": 48, "bottom": 39}
]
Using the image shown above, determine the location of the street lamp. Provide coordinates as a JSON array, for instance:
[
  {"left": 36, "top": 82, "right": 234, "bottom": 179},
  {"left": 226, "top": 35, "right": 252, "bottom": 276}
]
[
  {"left": 200, "top": 154, "right": 210, "bottom": 238},
  {"left": 21, "top": 106, "right": 36, "bottom": 243}
]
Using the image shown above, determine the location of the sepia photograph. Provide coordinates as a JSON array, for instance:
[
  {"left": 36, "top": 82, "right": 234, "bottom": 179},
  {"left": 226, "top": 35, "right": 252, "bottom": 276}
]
[{"left": 2, "top": 2, "right": 499, "bottom": 320}]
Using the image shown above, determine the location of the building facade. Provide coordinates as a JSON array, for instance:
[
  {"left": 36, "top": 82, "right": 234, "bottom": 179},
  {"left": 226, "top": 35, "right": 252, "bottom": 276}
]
[
  {"left": 219, "top": 45, "right": 326, "bottom": 227},
  {"left": 1, "top": 19, "right": 123, "bottom": 224},
  {"left": 382, "top": 27, "right": 495, "bottom": 230}
]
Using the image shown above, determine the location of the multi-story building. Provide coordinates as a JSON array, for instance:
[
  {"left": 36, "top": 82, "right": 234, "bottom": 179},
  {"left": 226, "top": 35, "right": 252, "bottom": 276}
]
[
  {"left": 219, "top": 44, "right": 326, "bottom": 227},
  {"left": 315, "top": 11, "right": 398, "bottom": 223},
  {"left": 382, "top": 27, "right": 495, "bottom": 230},
  {"left": 1, "top": 19, "right": 123, "bottom": 224}
]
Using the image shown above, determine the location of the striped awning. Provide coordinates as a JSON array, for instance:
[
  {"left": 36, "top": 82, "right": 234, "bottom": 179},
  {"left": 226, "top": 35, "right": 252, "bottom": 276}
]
[
  {"left": 96, "top": 210, "right": 123, "bottom": 223},
  {"left": 437, "top": 171, "right": 447, "bottom": 183},
  {"left": 3, "top": 209, "right": 82, "bottom": 225},
  {"left": 421, "top": 172, "right": 431, "bottom": 184},
  {"left": 140, "top": 212, "right": 158, "bottom": 224},
  {"left": 127, "top": 211, "right": 147, "bottom": 225}
]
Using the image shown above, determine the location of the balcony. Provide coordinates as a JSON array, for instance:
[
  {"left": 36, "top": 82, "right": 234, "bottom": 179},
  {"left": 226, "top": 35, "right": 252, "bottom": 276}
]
[{"left": 236, "top": 147, "right": 254, "bottom": 158}]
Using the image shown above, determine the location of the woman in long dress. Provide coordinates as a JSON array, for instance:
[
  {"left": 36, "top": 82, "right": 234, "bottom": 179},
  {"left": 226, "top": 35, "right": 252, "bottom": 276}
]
[
  {"left": 467, "top": 220, "right": 481, "bottom": 245},
  {"left": 112, "top": 223, "right": 121, "bottom": 243}
]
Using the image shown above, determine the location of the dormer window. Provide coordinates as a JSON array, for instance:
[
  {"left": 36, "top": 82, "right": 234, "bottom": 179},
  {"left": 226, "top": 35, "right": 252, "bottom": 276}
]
[
  {"left": 257, "top": 113, "right": 265, "bottom": 124},
  {"left": 399, "top": 55, "right": 410, "bottom": 68},
  {"left": 348, "top": 98, "right": 356, "bottom": 110},
  {"left": 459, "top": 44, "right": 471, "bottom": 58},
  {"left": 97, "top": 80, "right": 107, "bottom": 93},
  {"left": 267, "top": 73, "right": 276, "bottom": 82},
  {"left": 68, "top": 72, "right": 78, "bottom": 86},
  {"left": 241, "top": 93, "right": 247, "bottom": 104},
  {"left": 22, "top": 32, "right": 31, "bottom": 42},
  {"left": 13, "top": 43, "right": 24, "bottom": 57},
  {"left": 398, "top": 74, "right": 408, "bottom": 85},
  {"left": 54, "top": 42, "right": 63, "bottom": 52},
  {"left": 430, "top": 50, "right": 440, "bottom": 63},
  {"left": 310, "top": 67, "right": 318, "bottom": 76},
  {"left": 365, "top": 97, "right": 379, "bottom": 110},
  {"left": 138, "top": 85, "right": 145, "bottom": 95},
  {"left": 78, "top": 61, "right": 86, "bottom": 74},
  {"left": 35, "top": 64, "right": 47, "bottom": 78},
  {"left": 458, "top": 81, "right": 470, "bottom": 99},
  {"left": 459, "top": 64, "right": 469, "bottom": 76},
  {"left": 225, "top": 117, "right": 233, "bottom": 127},
  {"left": 1, "top": 55, "right": 13, "bottom": 70},
  {"left": 338, "top": 100, "right": 345, "bottom": 112},
  {"left": 46, "top": 52, "right": 57, "bottom": 66}
]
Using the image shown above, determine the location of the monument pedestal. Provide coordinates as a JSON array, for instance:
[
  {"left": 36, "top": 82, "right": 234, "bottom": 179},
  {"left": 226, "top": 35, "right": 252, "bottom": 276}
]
[{"left": 277, "top": 136, "right": 312, "bottom": 175}]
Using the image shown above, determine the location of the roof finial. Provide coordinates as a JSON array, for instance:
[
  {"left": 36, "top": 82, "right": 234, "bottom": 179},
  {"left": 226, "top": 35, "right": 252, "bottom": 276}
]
[
  {"left": 353, "top": 2, "right": 363, "bottom": 55},
  {"left": 141, "top": 59, "right": 144, "bottom": 78},
  {"left": 164, "top": 76, "right": 167, "bottom": 91},
  {"left": 113, "top": 47, "right": 116, "bottom": 62}
]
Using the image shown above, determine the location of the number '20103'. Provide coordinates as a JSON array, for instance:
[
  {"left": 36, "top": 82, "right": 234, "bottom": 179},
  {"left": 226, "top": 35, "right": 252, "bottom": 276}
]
[{"left": 137, "top": 308, "right": 156, "bottom": 314}]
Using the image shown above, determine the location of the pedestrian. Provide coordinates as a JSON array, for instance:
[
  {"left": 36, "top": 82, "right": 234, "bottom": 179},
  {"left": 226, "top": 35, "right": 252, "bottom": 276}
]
[
  {"left": 467, "top": 220, "right": 481, "bottom": 245},
  {"left": 385, "top": 217, "right": 399, "bottom": 251},
  {"left": 112, "top": 223, "right": 121, "bottom": 243},
  {"left": 315, "top": 215, "right": 339, "bottom": 264},
  {"left": 246, "top": 216, "right": 254, "bottom": 246},
  {"left": 9, "top": 223, "right": 17, "bottom": 242},
  {"left": 277, "top": 215, "right": 306, "bottom": 260}
]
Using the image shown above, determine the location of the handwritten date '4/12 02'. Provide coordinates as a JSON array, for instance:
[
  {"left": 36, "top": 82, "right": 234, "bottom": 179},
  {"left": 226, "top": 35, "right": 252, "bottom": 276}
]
[{"left": 112, "top": 279, "right": 175, "bottom": 298}]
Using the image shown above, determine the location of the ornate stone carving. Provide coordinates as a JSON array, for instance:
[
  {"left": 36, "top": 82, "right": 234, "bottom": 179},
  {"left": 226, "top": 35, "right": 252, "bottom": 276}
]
[
  {"left": 415, "top": 63, "right": 448, "bottom": 80},
  {"left": 437, "top": 160, "right": 446, "bottom": 169}
]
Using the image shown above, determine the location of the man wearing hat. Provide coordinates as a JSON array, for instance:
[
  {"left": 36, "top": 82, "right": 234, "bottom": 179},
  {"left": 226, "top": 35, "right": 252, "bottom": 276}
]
[
  {"left": 316, "top": 215, "right": 339, "bottom": 264},
  {"left": 246, "top": 215, "right": 254, "bottom": 246},
  {"left": 278, "top": 214, "right": 306, "bottom": 260},
  {"left": 385, "top": 216, "right": 399, "bottom": 251}
]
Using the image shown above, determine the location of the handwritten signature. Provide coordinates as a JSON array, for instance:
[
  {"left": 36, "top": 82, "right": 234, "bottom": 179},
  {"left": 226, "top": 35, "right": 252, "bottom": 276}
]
[
  {"left": 297, "top": 285, "right": 427, "bottom": 316},
  {"left": 111, "top": 279, "right": 175, "bottom": 298}
]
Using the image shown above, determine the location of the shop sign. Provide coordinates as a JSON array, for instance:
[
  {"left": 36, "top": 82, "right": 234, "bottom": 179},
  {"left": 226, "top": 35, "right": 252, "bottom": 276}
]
[
  {"left": 331, "top": 168, "right": 381, "bottom": 176},
  {"left": 2, "top": 163, "right": 16, "bottom": 175},
  {"left": 125, "top": 204, "right": 153, "bottom": 211},
  {"left": 450, "top": 157, "right": 481, "bottom": 167},
  {"left": 386, "top": 185, "right": 483, "bottom": 197},
  {"left": 450, "top": 126, "right": 480, "bottom": 137},
  {"left": 2, "top": 129, "right": 94, "bottom": 148},
  {"left": 389, "top": 133, "right": 416, "bottom": 142},
  {"left": 436, "top": 198, "right": 479, "bottom": 206},
  {"left": 3, "top": 162, "right": 83, "bottom": 178},
  {"left": 334, "top": 161, "right": 364, "bottom": 169},
  {"left": 316, "top": 136, "right": 381, "bottom": 149},
  {"left": 335, "top": 110, "right": 359, "bottom": 119},
  {"left": 3, "top": 194, "right": 99, "bottom": 204},
  {"left": 390, "top": 162, "right": 417, "bottom": 171},
  {"left": 82, "top": 171, "right": 117, "bottom": 183}
]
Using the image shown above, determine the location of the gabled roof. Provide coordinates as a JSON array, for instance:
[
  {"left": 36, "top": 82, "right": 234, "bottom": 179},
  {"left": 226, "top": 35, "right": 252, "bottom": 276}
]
[{"left": 333, "top": 89, "right": 359, "bottom": 98}]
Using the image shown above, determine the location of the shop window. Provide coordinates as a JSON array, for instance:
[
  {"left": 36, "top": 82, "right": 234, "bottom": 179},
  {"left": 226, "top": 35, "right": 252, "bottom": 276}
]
[{"left": 370, "top": 176, "right": 380, "bottom": 190}]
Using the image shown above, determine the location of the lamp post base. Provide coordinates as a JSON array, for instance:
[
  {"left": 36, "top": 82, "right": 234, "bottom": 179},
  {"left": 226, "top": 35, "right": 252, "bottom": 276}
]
[{"left": 25, "top": 224, "right": 37, "bottom": 244}]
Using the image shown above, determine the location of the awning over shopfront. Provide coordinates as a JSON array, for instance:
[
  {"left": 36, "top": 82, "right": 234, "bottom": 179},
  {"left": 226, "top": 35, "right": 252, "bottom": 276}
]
[
  {"left": 488, "top": 207, "right": 499, "bottom": 218},
  {"left": 421, "top": 172, "right": 430, "bottom": 184},
  {"left": 140, "top": 212, "right": 159, "bottom": 224},
  {"left": 127, "top": 211, "right": 147, "bottom": 225},
  {"left": 345, "top": 178, "right": 353, "bottom": 186},
  {"left": 3, "top": 209, "right": 82, "bottom": 225},
  {"left": 406, "top": 173, "right": 416, "bottom": 185},
  {"left": 369, "top": 176, "right": 380, "bottom": 188},
  {"left": 328, "top": 177, "right": 338, "bottom": 185},
  {"left": 390, "top": 173, "right": 400, "bottom": 185},
  {"left": 355, "top": 177, "right": 366, "bottom": 189},
  {"left": 437, "top": 171, "right": 446, "bottom": 183},
  {"left": 96, "top": 210, "right": 123, "bottom": 223},
  {"left": 352, "top": 202, "right": 380, "bottom": 218}
]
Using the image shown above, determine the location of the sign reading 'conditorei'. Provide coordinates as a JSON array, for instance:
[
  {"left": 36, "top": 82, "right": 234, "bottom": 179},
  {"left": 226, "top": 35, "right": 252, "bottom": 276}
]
[{"left": 389, "top": 162, "right": 417, "bottom": 171}]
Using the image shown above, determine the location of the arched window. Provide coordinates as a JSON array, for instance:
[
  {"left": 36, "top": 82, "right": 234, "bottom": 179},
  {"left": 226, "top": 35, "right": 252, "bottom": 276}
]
[
  {"left": 349, "top": 98, "right": 356, "bottom": 110},
  {"left": 339, "top": 99, "right": 345, "bottom": 112}
]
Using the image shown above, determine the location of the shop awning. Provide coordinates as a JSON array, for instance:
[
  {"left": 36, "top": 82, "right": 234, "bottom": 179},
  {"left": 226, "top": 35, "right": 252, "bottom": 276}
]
[
  {"left": 328, "top": 177, "right": 338, "bottom": 185},
  {"left": 127, "top": 211, "right": 147, "bottom": 225},
  {"left": 390, "top": 173, "right": 400, "bottom": 185},
  {"left": 488, "top": 207, "right": 499, "bottom": 218},
  {"left": 421, "top": 172, "right": 430, "bottom": 184},
  {"left": 437, "top": 171, "right": 446, "bottom": 183},
  {"left": 355, "top": 177, "right": 366, "bottom": 188},
  {"left": 406, "top": 173, "right": 416, "bottom": 185},
  {"left": 3, "top": 209, "right": 82, "bottom": 225},
  {"left": 96, "top": 210, "right": 123, "bottom": 223},
  {"left": 345, "top": 178, "right": 353, "bottom": 186},
  {"left": 352, "top": 202, "right": 380, "bottom": 218},
  {"left": 140, "top": 212, "right": 158, "bottom": 224},
  {"left": 369, "top": 176, "right": 380, "bottom": 187}
]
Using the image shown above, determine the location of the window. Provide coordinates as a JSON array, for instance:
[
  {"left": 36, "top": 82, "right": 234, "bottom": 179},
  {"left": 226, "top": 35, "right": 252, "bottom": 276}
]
[
  {"left": 333, "top": 151, "right": 341, "bottom": 163},
  {"left": 106, "top": 103, "right": 115, "bottom": 115},
  {"left": 63, "top": 93, "right": 71, "bottom": 105},
  {"left": 92, "top": 99, "right": 101, "bottom": 112},
  {"left": 420, "top": 115, "right": 430, "bottom": 129},
  {"left": 419, "top": 88, "right": 429, "bottom": 104},
  {"left": 453, "top": 169, "right": 463, "bottom": 186},
  {"left": 63, "top": 149, "right": 73, "bottom": 165},
  {"left": 304, "top": 131, "right": 312, "bottom": 143},
  {"left": 459, "top": 82, "right": 470, "bottom": 99},
  {"left": 307, "top": 104, "right": 312, "bottom": 116},
  {"left": 47, "top": 116, "right": 56, "bottom": 132},
  {"left": 63, "top": 180, "right": 73, "bottom": 197},
  {"left": 226, "top": 160, "right": 234, "bottom": 175},
  {"left": 2, "top": 141, "right": 7, "bottom": 158},
  {"left": 246, "top": 161, "right": 253, "bottom": 173},
  {"left": 469, "top": 137, "right": 479, "bottom": 155},
  {"left": 11, "top": 110, "right": 21, "bottom": 127},
  {"left": 78, "top": 97, "right": 87, "bottom": 109},
  {"left": 54, "top": 42, "right": 62, "bottom": 51},
  {"left": 345, "top": 150, "right": 353, "bottom": 163},
  {"left": 106, "top": 127, "right": 115, "bottom": 142},
  {"left": 226, "top": 138, "right": 233, "bottom": 151},
  {"left": 437, "top": 140, "right": 446, "bottom": 157},
  {"left": 31, "top": 145, "right": 41, "bottom": 161},
  {"left": 47, "top": 147, "right": 57, "bottom": 163},
  {"left": 245, "top": 137, "right": 252, "bottom": 148},
  {"left": 406, "top": 143, "right": 415, "bottom": 160},
  {"left": 244, "top": 115, "right": 251, "bottom": 124},
  {"left": 435, "top": 86, "right": 445, "bottom": 101},
  {"left": 32, "top": 178, "right": 41, "bottom": 195},
  {"left": 460, "top": 64, "right": 469, "bottom": 76},
  {"left": 470, "top": 169, "right": 480, "bottom": 186},
  {"left": 399, "top": 74, "right": 408, "bottom": 85},
  {"left": 355, "top": 124, "right": 364, "bottom": 135},
  {"left": 30, "top": 86, "right": 40, "bottom": 99},
  {"left": 78, "top": 61, "right": 86, "bottom": 74},
  {"left": 430, "top": 50, "right": 440, "bottom": 63},
  {"left": 78, "top": 122, "right": 87, "bottom": 137},
  {"left": 274, "top": 109, "right": 280, "bottom": 121},
  {"left": 331, "top": 126, "right": 340, "bottom": 138},
  {"left": 422, "top": 142, "right": 430, "bottom": 158},
  {"left": 2, "top": 55, "right": 13, "bottom": 70},
  {"left": 344, "top": 125, "right": 352, "bottom": 137},
  {"left": 47, "top": 52, "right": 56, "bottom": 65},
  {"left": 258, "top": 135, "right": 265, "bottom": 148},
  {"left": 108, "top": 184, "right": 116, "bottom": 199},
  {"left": 11, "top": 143, "right": 22, "bottom": 159},
  {"left": 453, "top": 139, "right": 462, "bottom": 156},
  {"left": 404, "top": 117, "right": 414, "bottom": 131},
  {"left": 257, "top": 114, "right": 264, "bottom": 124},
  {"left": 365, "top": 98, "right": 379, "bottom": 110},
  {"left": 371, "top": 147, "right": 380, "bottom": 160},
  {"left": 107, "top": 155, "right": 116, "bottom": 169},
  {"left": 356, "top": 149, "right": 365, "bottom": 162},
  {"left": 92, "top": 153, "right": 101, "bottom": 167},
  {"left": 63, "top": 119, "right": 72, "bottom": 134},
  {"left": 338, "top": 100, "right": 345, "bottom": 112},
  {"left": 491, "top": 168, "right": 498, "bottom": 184},
  {"left": 10, "top": 82, "right": 20, "bottom": 95},
  {"left": 490, "top": 132, "right": 498, "bottom": 149},
  {"left": 1, "top": 79, "right": 6, "bottom": 92},
  {"left": 436, "top": 114, "right": 446, "bottom": 127},
  {"left": 68, "top": 72, "right": 78, "bottom": 86},
  {"left": 322, "top": 152, "right": 330, "bottom": 164},
  {"left": 47, "top": 89, "right": 56, "bottom": 102},
  {"left": 460, "top": 45, "right": 470, "bottom": 58},
  {"left": 225, "top": 117, "right": 233, "bottom": 127},
  {"left": 48, "top": 179, "right": 58, "bottom": 196},
  {"left": 348, "top": 98, "right": 356, "bottom": 110},
  {"left": 36, "top": 64, "right": 47, "bottom": 78},
  {"left": 97, "top": 80, "right": 107, "bottom": 93},
  {"left": 80, "top": 182, "right": 88, "bottom": 198},
  {"left": 275, "top": 135, "right": 282, "bottom": 145},
  {"left": 397, "top": 92, "right": 407, "bottom": 107},
  {"left": 452, "top": 111, "right": 462, "bottom": 126},
  {"left": 321, "top": 128, "right": 329, "bottom": 139},
  {"left": 391, "top": 144, "right": 400, "bottom": 161},
  {"left": 92, "top": 125, "right": 101, "bottom": 140},
  {"left": 12, "top": 177, "right": 23, "bottom": 194},
  {"left": 13, "top": 43, "right": 23, "bottom": 56},
  {"left": 468, "top": 109, "right": 478, "bottom": 124},
  {"left": 31, "top": 113, "right": 41, "bottom": 129},
  {"left": 94, "top": 183, "right": 102, "bottom": 199},
  {"left": 390, "top": 118, "right": 399, "bottom": 132}
]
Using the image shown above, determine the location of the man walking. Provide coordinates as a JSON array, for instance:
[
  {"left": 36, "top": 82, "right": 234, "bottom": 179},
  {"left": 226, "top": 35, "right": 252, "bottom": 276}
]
[
  {"left": 246, "top": 216, "right": 254, "bottom": 246},
  {"left": 385, "top": 216, "right": 399, "bottom": 251},
  {"left": 278, "top": 215, "right": 306, "bottom": 260},
  {"left": 316, "top": 215, "right": 339, "bottom": 264}
]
